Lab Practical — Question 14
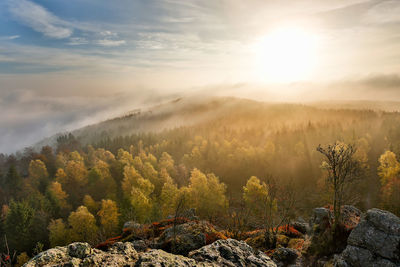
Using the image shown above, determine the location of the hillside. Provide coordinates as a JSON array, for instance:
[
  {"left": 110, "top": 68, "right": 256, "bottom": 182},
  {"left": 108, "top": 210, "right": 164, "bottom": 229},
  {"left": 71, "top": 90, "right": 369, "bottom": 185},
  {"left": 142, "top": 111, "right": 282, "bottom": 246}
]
[{"left": 33, "top": 96, "right": 400, "bottom": 150}]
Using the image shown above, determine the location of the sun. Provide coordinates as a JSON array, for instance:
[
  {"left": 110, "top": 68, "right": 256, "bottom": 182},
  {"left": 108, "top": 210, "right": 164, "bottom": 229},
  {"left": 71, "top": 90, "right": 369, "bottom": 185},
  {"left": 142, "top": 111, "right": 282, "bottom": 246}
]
[{"left": 254, "top": 27, "right": 318, "bottom": 83}]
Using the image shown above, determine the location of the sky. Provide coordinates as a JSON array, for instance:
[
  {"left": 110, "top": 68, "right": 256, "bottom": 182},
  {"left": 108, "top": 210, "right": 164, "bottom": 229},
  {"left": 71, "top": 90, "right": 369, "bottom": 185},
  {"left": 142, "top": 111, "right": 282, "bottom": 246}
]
[{"left": 1, "top": 0, "right": 400, "bottom": 153}]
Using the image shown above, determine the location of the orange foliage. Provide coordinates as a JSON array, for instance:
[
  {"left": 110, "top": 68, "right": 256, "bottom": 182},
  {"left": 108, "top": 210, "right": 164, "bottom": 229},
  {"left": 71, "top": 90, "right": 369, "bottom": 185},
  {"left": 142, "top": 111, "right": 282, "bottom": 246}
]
[
  {"left": 205, "top": 232, "right": 227, "bottom": 245},
  {"left": 275, "top": 225, "right": 302, "bottom": 238},
  {"left": 95, "top": 235, "right": 122, "bottom": 250}
]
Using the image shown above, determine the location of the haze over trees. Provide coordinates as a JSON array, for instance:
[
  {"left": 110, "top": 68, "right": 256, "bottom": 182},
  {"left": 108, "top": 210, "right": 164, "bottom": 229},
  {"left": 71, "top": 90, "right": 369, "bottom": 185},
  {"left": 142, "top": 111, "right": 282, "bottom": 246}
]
[{"left": 0, "top": 98, "right": 399, "bottom": 260}]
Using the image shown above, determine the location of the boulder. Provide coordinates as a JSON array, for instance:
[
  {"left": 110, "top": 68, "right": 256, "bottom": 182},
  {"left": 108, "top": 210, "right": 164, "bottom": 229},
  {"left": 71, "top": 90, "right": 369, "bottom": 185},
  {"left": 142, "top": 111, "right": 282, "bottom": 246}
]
[
  {"left": 189, "top": 239, "right": 277, "bottom": 267},
  {"left": 156, "top": 220, "right": 226, "bottom": 256},
  {"left": 334, "top": 208, "right": 400, "bottom": 267}
]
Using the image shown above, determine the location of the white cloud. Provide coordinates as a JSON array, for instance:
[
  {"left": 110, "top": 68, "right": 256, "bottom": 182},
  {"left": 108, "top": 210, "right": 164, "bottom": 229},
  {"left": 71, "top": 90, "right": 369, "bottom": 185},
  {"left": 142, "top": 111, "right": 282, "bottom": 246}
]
[
  {"left": 8, "top": 0, "right": 73, "bottom": 39},
  {"left": 0, "top": 35, "right": 20, "bottom": 40},
  {"left": 100, "top": 31, "right": 117, "bottom": 37},
  {"left": 67, "top": 37, "right": 89, "bottom": 46},
  {"left": 96, "top": 39, "right": 126, "bottom": 47}
]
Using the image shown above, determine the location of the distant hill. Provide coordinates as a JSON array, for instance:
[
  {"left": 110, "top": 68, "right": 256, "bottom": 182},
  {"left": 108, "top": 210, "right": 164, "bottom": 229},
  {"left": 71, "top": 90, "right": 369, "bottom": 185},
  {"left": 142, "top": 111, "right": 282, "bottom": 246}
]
[{"left": 32, "top": 96, "right": 400, "bottom": 150}]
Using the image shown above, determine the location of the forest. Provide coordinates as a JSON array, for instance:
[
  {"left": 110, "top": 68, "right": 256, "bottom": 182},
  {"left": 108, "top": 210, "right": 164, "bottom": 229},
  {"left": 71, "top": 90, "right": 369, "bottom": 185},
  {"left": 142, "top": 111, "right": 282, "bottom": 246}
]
[{"left": 0, "top": 98, "right": 400, "bottom": 265}]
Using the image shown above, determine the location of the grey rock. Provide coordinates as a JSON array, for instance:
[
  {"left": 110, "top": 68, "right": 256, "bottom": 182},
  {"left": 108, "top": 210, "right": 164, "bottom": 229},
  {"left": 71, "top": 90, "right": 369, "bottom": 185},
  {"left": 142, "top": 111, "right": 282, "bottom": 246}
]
[
  {"left": 131, "top": 240, "right": 149, "bottom": 252},
  {"left": 189, "top": 239, "right": 277, "bottom": 267},
  {"left": 25, "top": 239, "right": 275, "bottom": 267},
  {"left": 311, "top": 208, "right": 332, "bottom": 226},
  {"left": 156, "top": 221, "right": 207, "bottom": 255},
  {"left": 366, "top": 208, "right": 400, "bottom": 235},
  {"left": 123, "top": 221, "right": 142, "bottom": 230},
  {"left": 24, "top": 242, "right": 138, "bottom": 267},
  {"left": 68, "top": 242, "right": 93, "bottom": 259},
  {"left": 24, "top": 246, "right": 77, "bottom": 267},
  {"left": 334, "top": 208, "right": 400, "bottom": 267},
  {"left": 134, "top": 249, "right": 204, "bottom": 267}
]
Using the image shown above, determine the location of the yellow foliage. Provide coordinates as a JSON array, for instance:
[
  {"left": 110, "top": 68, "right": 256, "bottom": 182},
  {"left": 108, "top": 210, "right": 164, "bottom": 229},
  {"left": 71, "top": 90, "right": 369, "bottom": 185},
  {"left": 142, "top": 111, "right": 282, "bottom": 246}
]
[
  {"left": 48, "top": 219, "right": 69, "bottom": 247},
  {"left": 121, "top": 165, "right": 143, "bottom": 199},
  {"left": 68, "top": 206, "right": 98, "bottom": 244},
  {"left": 187, "top": 168, "right": 227, "bottom": 219},
  {"left": 16, "top": 252, "right": 30, "bottom": 267},
  {"left": 97, "top": 199, "right": 120, "bottom": 237},
  {"left": 160, "top": 176, "right": 179, "bottom": 217},
  {"left": 83, "top": 195, "right": 99, "bottom": 214}
]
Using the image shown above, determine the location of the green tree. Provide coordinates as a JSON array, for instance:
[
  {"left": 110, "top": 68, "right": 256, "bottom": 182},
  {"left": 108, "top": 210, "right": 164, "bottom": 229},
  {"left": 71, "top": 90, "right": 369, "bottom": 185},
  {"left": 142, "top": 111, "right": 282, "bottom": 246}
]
[
  {"left": 2, "top": 165, "right": 23, "bottom": 201},
  {"left": 4, "top": 200, "right": 35, "bottom": 253},
  {"left": 48, "top": 219, "right": 69, "bottom": 247}
]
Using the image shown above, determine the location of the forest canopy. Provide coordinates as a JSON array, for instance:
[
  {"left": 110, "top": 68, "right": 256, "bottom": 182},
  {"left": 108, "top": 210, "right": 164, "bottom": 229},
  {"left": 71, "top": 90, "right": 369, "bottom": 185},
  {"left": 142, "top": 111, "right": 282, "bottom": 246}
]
[{"left": 0, "top": 98, "right": 399, "bottom": 259}]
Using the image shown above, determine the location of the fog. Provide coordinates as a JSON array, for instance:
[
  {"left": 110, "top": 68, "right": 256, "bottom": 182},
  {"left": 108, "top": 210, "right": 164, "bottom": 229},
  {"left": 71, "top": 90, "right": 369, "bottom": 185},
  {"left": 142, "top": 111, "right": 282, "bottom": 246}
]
[{"left": 1, "top": 74, "right": 400, "bottom": 154}]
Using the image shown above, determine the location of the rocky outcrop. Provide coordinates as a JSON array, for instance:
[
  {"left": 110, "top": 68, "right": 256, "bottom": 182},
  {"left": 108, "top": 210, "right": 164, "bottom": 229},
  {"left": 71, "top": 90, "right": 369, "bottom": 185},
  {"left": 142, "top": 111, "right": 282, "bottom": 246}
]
[
  {"left": 310, "top": 205, "right": 361, "bottom": 234},
  {"left": 98, "top": 218, "right": 227, "bottom": 256},
  {"left": 189, "top": 239, "right": 277, "bottom": 267},
  {"left": 135, "top": 249, "right": 200, "bottom": 266},
  {"left": 25, "top": 239, "right": 276, "bottom": 267},
  {"left": 24, "top": 242, "right": 138, "bottom": 267},
  {"left": 334, "top": 208, "right": 400, "bottom": 267}
]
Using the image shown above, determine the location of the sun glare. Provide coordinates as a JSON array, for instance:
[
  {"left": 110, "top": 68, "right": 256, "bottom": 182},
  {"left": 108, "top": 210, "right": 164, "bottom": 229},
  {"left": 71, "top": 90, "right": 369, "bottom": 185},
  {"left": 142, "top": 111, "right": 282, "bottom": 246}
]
[{"left": 254, "top": 27, "right": 318, "bottom": 83}]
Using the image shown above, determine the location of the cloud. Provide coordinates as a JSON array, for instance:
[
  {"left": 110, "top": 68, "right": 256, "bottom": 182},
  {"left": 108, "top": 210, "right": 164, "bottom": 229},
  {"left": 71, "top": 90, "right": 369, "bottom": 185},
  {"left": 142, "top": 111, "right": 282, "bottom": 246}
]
[
  {"left": 0, "top": 35, "right": 20, "bottom": 40},
  {"left": 100, "top": 31, "right": 118, "bottom": 37},
  {"left": 67, "top": 37, "right": 89, "bottom": 46},
  {"left": 96, "top": 39, "right": 126, "bottom": 47},
  {"left": 8, "top": 0, "right": 73, "bottom": 39},
  {"left": 365, "top": 1, "right": 400, "bottom": 24},
  {"left": 0, "top": 88, "right": 168, "bottom": 154}
]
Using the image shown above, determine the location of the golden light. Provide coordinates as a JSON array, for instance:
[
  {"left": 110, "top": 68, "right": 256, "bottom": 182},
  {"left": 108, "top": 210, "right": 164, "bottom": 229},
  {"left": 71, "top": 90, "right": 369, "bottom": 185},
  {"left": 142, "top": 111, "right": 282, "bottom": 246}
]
[{"left": 254, "top": 27, "right": 318, "bottom": 83}]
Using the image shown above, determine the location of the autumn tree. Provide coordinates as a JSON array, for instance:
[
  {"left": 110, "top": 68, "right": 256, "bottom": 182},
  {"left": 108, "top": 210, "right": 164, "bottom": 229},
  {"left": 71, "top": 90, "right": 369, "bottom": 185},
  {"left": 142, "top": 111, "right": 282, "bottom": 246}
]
[
  {"left": 48, "top": 219, "right": 69, "bottom": 247},
  {"left": 160, "top": 176, "right": 180, "bottom": 218},
  {"left": 62, "top": 152, "right": 88, "bottom": 205},
  {"left": 97, "top": 199, "right": 120, "bottom": 237},
  {"left": 121, "top": 165, "right": 143, "bottom": 199},
  {"left": 317, "top": 142, "right": 362, "bottom": 226},
  {"left": 243, "top": 176, "right": 275, "bottom": 223},
  {"left": 68, "top": 206, "right": 98, "bottom": 244},
  {"left": 87, "top": 160, "right": 117, "bottom": 201},
  {"left": 83, "top": 195, "right": 99, "bottom": 215},
  {"left": 159, "top": 152, "right": 176, "bottom": 178},
  {"left": 142, "top": 162, "right": 160, "bottom": 194},
  {"left": 29, "top": 159, "right": 49, "bottom": 193},
  {"left": 187, "top": 168, "right": 227, "bottom": 221},
  {"left": 130, "top": 177, "right": 154, "bottom": 223},
  {"left": 378, "top": 150, "right": 400, "bottom": 215},
  {"left": 47, "top": 181, "right": 70, "bottom": 216}
]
